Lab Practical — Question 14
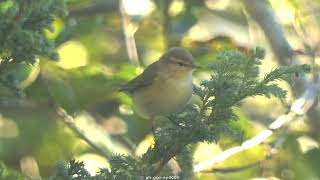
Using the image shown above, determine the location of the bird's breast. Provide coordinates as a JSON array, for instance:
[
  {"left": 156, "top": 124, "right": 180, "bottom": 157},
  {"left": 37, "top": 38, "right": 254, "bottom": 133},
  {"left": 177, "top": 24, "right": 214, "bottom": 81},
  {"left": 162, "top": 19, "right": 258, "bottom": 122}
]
[{"left": 132, "top": 73, "right": 193, "bottom": 118}]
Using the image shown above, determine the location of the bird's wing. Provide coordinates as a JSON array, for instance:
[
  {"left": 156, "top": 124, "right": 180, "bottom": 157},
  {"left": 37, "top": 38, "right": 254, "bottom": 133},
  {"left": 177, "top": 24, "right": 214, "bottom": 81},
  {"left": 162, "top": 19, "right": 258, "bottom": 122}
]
[{"left": 120, "top": 61, "right": 160, "bottom": 93}]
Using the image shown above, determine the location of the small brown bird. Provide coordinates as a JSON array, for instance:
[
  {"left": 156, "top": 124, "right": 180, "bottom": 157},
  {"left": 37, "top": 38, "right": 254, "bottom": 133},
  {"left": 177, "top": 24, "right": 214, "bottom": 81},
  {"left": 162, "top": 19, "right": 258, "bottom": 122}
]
[{"left": 121, "top": 47, "right": 198, "bottom": 119}]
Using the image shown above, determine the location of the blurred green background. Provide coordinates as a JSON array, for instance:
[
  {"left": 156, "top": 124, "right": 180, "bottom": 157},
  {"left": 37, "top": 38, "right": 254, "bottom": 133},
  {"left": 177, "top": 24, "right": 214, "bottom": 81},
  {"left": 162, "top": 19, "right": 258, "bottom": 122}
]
[{"left": 0, "top": 0, "right": 320, "bottom": 179}]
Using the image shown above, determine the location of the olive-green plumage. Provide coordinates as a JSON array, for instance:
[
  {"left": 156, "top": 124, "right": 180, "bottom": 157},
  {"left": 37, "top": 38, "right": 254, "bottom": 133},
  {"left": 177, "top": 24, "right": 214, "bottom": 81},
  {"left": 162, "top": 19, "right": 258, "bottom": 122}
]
[{"left": 121, "top": 47, "right": 197, "bottom": 118}]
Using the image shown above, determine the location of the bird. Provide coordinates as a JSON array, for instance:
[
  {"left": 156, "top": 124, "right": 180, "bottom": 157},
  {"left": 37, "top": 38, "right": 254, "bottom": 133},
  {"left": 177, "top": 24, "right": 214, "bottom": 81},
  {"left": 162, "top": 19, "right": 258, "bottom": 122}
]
[{"left": 120, "top": 47, "right": 198, "bottom": 120}]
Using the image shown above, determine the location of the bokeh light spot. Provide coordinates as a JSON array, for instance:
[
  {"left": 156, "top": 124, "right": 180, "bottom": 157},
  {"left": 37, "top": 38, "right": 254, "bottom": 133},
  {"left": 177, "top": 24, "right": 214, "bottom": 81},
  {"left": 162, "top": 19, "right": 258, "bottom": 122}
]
[
  {"left": 205, "top": 0, "right": 230, "bottom": 10},
  {"left": 122, "top": 0, "right": 155, "bottom": 16},
  {"left": 57, "top": 40, "right": 88, "bottom": 69},
  {"left": 169, "top": 0, "right": 185, "bottom": 16},
  {"left": 0, "top": 115, "right": 19, "bottom": 138}
]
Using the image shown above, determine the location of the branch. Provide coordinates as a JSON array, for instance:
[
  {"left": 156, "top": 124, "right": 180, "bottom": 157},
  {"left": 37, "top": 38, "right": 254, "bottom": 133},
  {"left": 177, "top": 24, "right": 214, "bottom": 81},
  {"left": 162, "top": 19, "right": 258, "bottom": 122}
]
[
  {"left": 201, "top": 125, "right": 291, "bottom": 175},
  {"left": 243, "top": 0, "right": 320, "bottom": 131},
  {"left": 243, "top": 0, "right": 294, "bottom": 65},
  {"left": 193, "top": 81, "right": 320, "bottom": 172},
  {"left": 201, "top": 160, "right": 263, "bottom": 174},
  {"left": 39, "top": 73, "right": 112, "bottom": 159},
  {"left": 162, "top": 0, "right": 171, "bottom": 49},
  {"left": 119, "top": 0, "right": 139, "bottom": 66},
  {"left": 14, "top": 1, "right": 25, "bottom": 22},
  {"left": 152, "top": 144, "right": 183, "bottom": 176},
  {"left": 55, "top": 105, "right": 112, "bottom": 159},
  {"left": 68, "top": 0, "right": 119, "bottom": 17}
]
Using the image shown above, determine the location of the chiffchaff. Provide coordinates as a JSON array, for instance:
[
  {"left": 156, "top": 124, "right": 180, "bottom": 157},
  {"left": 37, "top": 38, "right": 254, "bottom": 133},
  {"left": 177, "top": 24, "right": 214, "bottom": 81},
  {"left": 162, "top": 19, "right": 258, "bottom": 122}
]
[{"left": 121, "top": 47, "right": 198, "bottom": 119}]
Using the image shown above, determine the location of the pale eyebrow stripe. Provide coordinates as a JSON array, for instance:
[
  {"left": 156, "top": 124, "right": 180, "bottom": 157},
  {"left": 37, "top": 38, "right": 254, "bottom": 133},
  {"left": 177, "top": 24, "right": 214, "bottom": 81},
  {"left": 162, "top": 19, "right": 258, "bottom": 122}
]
[
  {"left": 169, "top": 57, "right": 196, "bottom": 68},
  {"left": 170, "top": 57, "right": 186, "bottom": 63}
]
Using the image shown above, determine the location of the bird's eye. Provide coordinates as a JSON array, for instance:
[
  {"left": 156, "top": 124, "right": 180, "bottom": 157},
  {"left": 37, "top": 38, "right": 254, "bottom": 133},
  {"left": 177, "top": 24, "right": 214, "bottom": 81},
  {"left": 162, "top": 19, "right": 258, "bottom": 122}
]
[{"left": 177, "top": 62, "right": 185, "bottom": 66}]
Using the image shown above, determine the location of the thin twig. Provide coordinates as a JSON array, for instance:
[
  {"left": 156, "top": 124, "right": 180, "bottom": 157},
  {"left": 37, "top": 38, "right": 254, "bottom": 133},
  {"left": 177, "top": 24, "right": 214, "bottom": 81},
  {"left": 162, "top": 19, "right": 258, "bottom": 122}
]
[
  {"left": 68, "top": 0, "right": 118, "bottom": 17},
  {"left": 14, "top": 1, "right": 25, "bottom": 22},
  {"left": 39, "top": 72, "right": 112, "bottom": 159},
  {"left": 243, "top": 0, "right": 294, "bottom": 65},
  {"left": 243, "top": 0, "right": 320, "bottom": 131},
  {"left": 190, "top": 0, "right": 320, "bottom": 173},
  {"left": 152, "top": 144, "right": 183, "bottom": 176},
  {"left": 162, "top": 0, "right": 171, "bottom": 49},
  {"left": 194, "top": 81, "right": 320, "bottom": 172},
  {"left": 201, "top": 160, "right": 263, "bottom": 174},
  {"left": 120, "top": 0, "right": 139, "bottom": 66},
  {"left": 55, "top": 106, "right": 112, "bottom": 159},
  {"left": 199, "top": 120, "right": 294, "bottom": 174}
]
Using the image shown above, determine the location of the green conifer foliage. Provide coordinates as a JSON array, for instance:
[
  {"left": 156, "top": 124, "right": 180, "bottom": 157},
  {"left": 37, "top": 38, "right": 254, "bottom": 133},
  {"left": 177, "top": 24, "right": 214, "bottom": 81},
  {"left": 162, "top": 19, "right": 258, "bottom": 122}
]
[
  {"left": 49, "top": 48, "right": 310, "bottom": 180},
  {"left": 0, "top": 0, "right": 65, "bottom": 95}
]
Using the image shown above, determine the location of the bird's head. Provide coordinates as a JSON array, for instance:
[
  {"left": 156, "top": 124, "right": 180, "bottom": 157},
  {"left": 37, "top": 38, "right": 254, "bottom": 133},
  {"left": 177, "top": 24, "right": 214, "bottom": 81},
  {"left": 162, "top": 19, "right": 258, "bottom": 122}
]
[{"left": 160, "top": 47, "right": 199, "bottom": 74}]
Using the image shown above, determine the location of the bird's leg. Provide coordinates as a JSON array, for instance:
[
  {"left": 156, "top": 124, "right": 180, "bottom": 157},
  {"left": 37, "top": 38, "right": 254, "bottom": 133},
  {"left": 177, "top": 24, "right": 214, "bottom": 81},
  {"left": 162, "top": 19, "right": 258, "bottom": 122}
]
[
  {"left": 151, "top": 117, "right": 157, "bottom": 142},
  {"left": 166, "top": 115, "right": 181, "bottom": 128},
  {"left": 151, "top": 117, "right": 157, "bottom": 140}
]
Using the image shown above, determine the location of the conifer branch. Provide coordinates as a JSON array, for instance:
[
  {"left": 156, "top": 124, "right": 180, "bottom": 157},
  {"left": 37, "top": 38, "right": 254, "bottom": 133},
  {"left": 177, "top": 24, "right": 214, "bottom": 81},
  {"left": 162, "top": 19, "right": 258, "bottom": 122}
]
[
  {"left": 194, "top": 77, "right": 320, "bottom": 172},
  {"left": 45, "top": 47, "right": 311, "bottom": 179}
]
